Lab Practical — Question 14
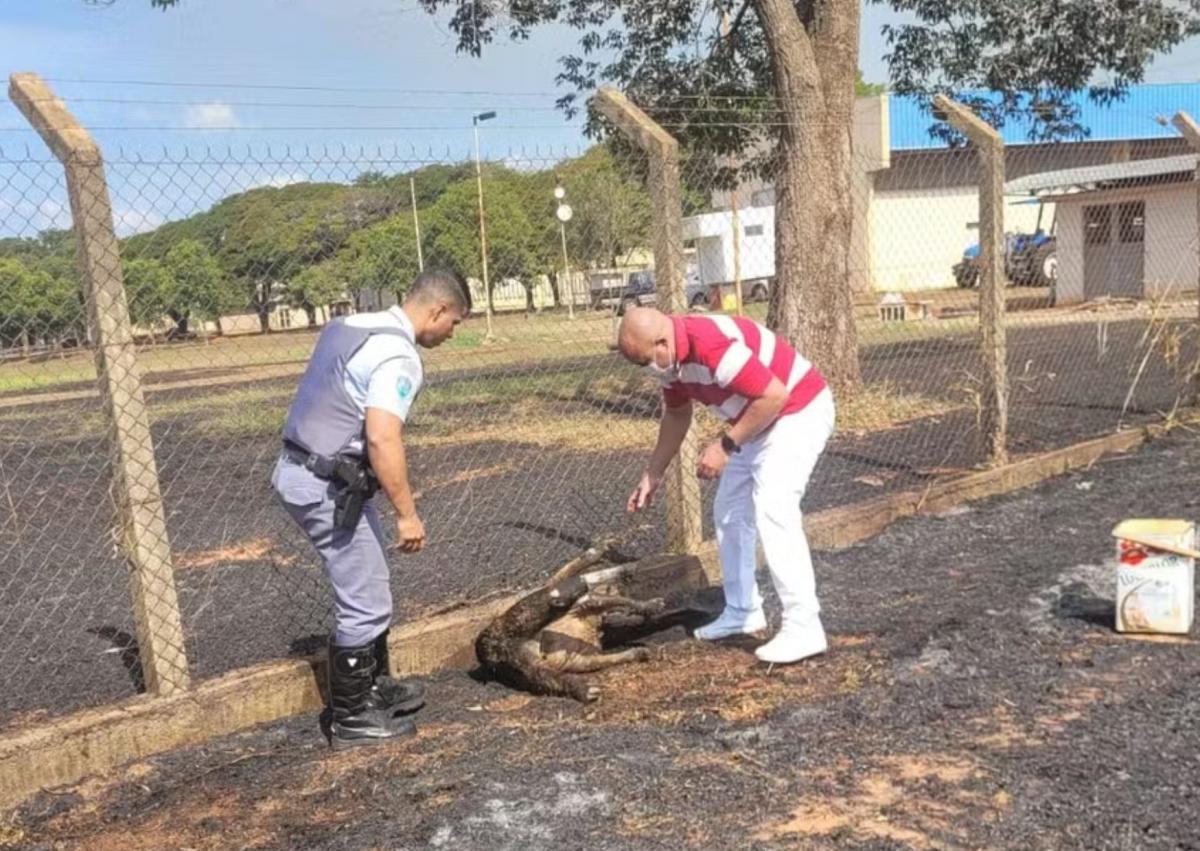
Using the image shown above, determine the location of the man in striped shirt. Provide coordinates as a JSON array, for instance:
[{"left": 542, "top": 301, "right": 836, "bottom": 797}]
[{"left": 617, "top": 306, "right": 835, "bottom": 664}]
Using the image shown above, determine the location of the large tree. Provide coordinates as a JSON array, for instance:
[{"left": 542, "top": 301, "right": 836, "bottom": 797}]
[
  {"left": 0, "top": 258, "right": 48, "bottom": 350},
  {"left": 288, "top": 261, "right": 349, "bottom": 327},
  {"left": 420, "top": 171, "right": 544, "bottom": 312},
  {"left": 0, "top": 232, "right": 85, "bottom": 350},
  {"left": 163, "top": 238, "right": 234, "bottom": 337},
  {"left": 121, "top": 257, "right": 176, "bottom": 339},
  {"left": 337, "top": 212, "right": 423, "bottom": 304},
  {"left": 556, "top": 146, "right": 653, "bottom": 270},
  {"left": 211, "top": 183, "right": 360, "bottom": 332}
]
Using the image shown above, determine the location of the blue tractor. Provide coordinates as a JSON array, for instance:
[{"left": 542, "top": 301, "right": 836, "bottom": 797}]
[{"left": 953, "top": 198, "right": 1057, "bottom": 289}]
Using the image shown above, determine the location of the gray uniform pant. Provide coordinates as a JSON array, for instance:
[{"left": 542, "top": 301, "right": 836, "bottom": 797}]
[{"left": 271, "top": 453, "right": 392, "bottom": 647}]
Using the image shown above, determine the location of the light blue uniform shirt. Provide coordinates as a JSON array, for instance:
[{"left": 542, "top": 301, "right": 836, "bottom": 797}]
[{"left": 340, "top": 306, "right": 424, "bottom": 453}]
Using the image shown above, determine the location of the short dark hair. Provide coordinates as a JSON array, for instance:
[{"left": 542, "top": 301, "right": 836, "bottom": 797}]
[{"left": 407, "top": 268, "right": 471, "bottom": 314}]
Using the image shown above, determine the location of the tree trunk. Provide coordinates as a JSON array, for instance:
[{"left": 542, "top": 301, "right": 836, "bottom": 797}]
[
  {"left": 255, "top": 280, "right": 273, "bottom": 334},
  {"left": 304, "top": 305, "right": 318, "bottom": 327},
  {"left": 755, "top": 0, "right": 862, "bottom": 400},
  {"left": 167, "top": 311, "right": 189, "bottom": 339}
]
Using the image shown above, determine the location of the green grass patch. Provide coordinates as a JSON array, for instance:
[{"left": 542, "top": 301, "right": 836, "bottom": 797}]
[
  {"left": 443, "top": 329, "right": 484, "bottom": 349},
  {"left": 0, "top": 359, "right": 97, "bottom": 394}
]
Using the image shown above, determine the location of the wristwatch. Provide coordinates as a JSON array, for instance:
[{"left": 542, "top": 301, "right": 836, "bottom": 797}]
[{"left": 720, "top": 434, "right": 740, "bottom": 455}]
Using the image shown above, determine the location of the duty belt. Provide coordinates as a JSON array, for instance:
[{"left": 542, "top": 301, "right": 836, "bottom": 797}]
[
  {"left": 283, "top": 439, "right": 342, "bottom": 479},
  {"left": 283, "top": 439, "right": 380, "bottom": 531},
  {"left": 282, "top": 439, "right": 376, "bottom": 488}
]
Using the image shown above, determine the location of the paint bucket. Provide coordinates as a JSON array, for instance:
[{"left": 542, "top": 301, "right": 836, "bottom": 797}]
[{"left": 1111, "top": 519, "right": 1196, "bottom": 635}]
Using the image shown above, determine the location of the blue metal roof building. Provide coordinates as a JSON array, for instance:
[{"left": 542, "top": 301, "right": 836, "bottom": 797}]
[{"left": 888, "top": 82, "right": 1200, "bottom": 151}]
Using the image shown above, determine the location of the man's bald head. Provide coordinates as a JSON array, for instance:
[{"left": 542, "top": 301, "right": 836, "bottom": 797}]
[{"left": 617, "top": 306, "right": 675, "bottom": 366}]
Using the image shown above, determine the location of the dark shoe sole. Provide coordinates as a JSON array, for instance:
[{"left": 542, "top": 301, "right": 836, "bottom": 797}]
[
  {"left": 390, "top": 696, "right": 426, "bottom": 715},
  {"left": 330, "top": 724, "right": 417, "bottom": 749}
]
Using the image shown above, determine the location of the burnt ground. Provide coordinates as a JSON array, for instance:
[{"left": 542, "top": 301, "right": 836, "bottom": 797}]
[
  {"left": 6, "top": 426, "right": 1200, "bottom": 850},
  {"left": 0, "top": 309, "right": 1196, "bottom": 727}
]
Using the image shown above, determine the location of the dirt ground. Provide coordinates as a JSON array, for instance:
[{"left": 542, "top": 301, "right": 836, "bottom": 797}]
[
  {"left": 1, "top": 304, "right": 1195, "bottom": 727},
  {"left": 6, "top": 427, "right": 1200, "bottom": 850}
]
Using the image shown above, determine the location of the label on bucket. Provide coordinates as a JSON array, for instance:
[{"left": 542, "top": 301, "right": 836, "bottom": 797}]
[{"left": 1113, "top": 519, "right": 1195, "bottom": 635}]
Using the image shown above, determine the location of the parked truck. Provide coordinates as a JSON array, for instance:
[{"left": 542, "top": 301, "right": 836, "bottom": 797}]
[{"left": 681, "top": 204, "right": 775, "bottom": 303}]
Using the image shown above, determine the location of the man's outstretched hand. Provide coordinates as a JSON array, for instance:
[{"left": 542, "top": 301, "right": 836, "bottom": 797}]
[{"left": 627, "top": 470, "right": 662, "bottom": 512}]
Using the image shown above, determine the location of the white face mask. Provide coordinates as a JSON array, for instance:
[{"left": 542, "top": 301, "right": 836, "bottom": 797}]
[{"left": 642, "top": 355, "right": 676, "bottom": 381}]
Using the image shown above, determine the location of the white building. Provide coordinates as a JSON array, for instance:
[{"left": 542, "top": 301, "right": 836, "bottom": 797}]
[
  {"left": 708, "top": 83, "right": 1200, "bottom": 294},
  {"left": 1005, "top": 155, "right": 1199, "bottom": 304}
]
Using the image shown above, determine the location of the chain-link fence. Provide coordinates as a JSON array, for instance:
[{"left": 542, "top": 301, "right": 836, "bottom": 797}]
[{"left": 2, "top": 80, "right": 1199, "bottom": 729}]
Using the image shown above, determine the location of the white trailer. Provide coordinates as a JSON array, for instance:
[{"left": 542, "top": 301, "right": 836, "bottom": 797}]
[{"left": 681, "top": 204, "right": 776, "bottom": 301}]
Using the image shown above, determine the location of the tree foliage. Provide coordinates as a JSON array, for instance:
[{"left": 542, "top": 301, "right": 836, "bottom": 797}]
[
  {"left": 422, "top": 171, "right": 540, "bottom": 284},
  {"left": 121, "top": 257, "right": 176, "bottom": 333},
  {"left": 0, "top": 235, "right": 83, "bottom": 348},
  {"left": 288, "top": 261, "right": 348, "bottom": 326},
  {"left": 2, "top": 145, "right": 661, "bottom": 347},
  {"left": 163, "top": 238, "right": 233, "bottom": 331},
  {"left": 879, "top": 0, "right": 1200, "bottom": 144},
  {"left": 556, "top": 146, "right": 652, "bottom": 269},
  {"left": 338, "top": 212, "right": 422, "bottom": 300}
]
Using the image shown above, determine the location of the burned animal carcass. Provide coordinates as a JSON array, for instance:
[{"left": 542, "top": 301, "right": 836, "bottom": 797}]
[{"left": 475, "top": 548, "right": 717, "bottom": 703}]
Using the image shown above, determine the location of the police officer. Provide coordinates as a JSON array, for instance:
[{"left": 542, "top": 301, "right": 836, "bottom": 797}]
[{"left": 272, "top": 269, "right": 470, "bottom": 747}]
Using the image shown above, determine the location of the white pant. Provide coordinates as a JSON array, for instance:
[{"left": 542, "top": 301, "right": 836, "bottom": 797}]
[{"left": 712, "top": 387, "right": 834, "bottom": 627}]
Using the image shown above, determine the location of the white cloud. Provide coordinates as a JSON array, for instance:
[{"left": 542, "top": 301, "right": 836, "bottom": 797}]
[
  {"left": 113, "top": 206, "right": 166, "bottom": 238},
  {"left": 184, "top": 102, "right": 239, "bottom": 130},
  {"left": 0, "top": 197, "right": 72, "bottom": 237},
  {"left": 238, "top": 172, "right": 308, "bottom": 192}
]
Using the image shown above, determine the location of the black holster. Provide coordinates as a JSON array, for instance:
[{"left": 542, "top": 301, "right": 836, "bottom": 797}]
[
  {"left": 286, "top": 441, "right": 379, "bottom": 531},
  {"left": 331, "top": 457, "right": 380, "bottom": 531}
]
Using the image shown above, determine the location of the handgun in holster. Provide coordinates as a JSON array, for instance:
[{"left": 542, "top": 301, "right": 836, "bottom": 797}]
[{"left": 331, "top": 457, "right": 380, "bottom": 531}]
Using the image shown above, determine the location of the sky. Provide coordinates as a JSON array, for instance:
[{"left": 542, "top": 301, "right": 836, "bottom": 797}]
[
  {"left": 0, "top": 0, "right": 598, "bottom": 159},
  {"left": 2, "top": 1, "right": 1200, "bottom": 236}
]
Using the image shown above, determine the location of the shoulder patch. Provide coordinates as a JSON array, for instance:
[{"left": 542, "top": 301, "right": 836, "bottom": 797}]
[{"left": 396, "top": 376, "right": 414, "bottom": 400}]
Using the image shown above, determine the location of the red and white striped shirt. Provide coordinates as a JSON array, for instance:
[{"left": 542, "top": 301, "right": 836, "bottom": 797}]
[{"left": 660, "top": 314, "right": 827, "bottom": 425}]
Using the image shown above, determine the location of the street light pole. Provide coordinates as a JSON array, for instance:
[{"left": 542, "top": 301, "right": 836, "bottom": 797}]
[
  {"left": 410, "top": 176, "right": 423, "bottom": 273},
  {"left": 473, "top": 111, "right": 496, "bottom": 340},
  {"left": 554, "top": 184, "right": 574, "bottom": 320}
]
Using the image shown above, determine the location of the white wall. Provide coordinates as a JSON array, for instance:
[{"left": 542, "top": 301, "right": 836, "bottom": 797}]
[
  {"left": 870, "top": 188, "right": 1050, "bottom": 292},
  {"left": 1054, "top": 187, "right": 1198, "bottom": 305},
  {"left": 1145, "top": 188, "right": 1199, "bottom": 299},
  {"left": 685, "top": 205, "right": 776, "bottom": 287},
  {"left": 467, "top": 276, "right": 557, "bottom": 312}
]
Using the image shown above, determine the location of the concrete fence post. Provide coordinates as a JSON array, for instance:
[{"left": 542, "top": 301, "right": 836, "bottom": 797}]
[
  {"left": 9, "top": 72, "right": 190, "bottom": 695},
  {"left": 594, "top": 86, "right": 703, "bottom": 554},
  {"left": 934, "top": 94, "right": 1009, "bottom": 466}
]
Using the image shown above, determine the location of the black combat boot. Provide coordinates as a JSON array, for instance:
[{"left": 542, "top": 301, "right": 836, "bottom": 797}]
[
  {"left": 368, "top": 628, "right": 426, "bottom": 715},
  {"left": 326, "top": 641, "right": 416, "bottom": 748}
]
